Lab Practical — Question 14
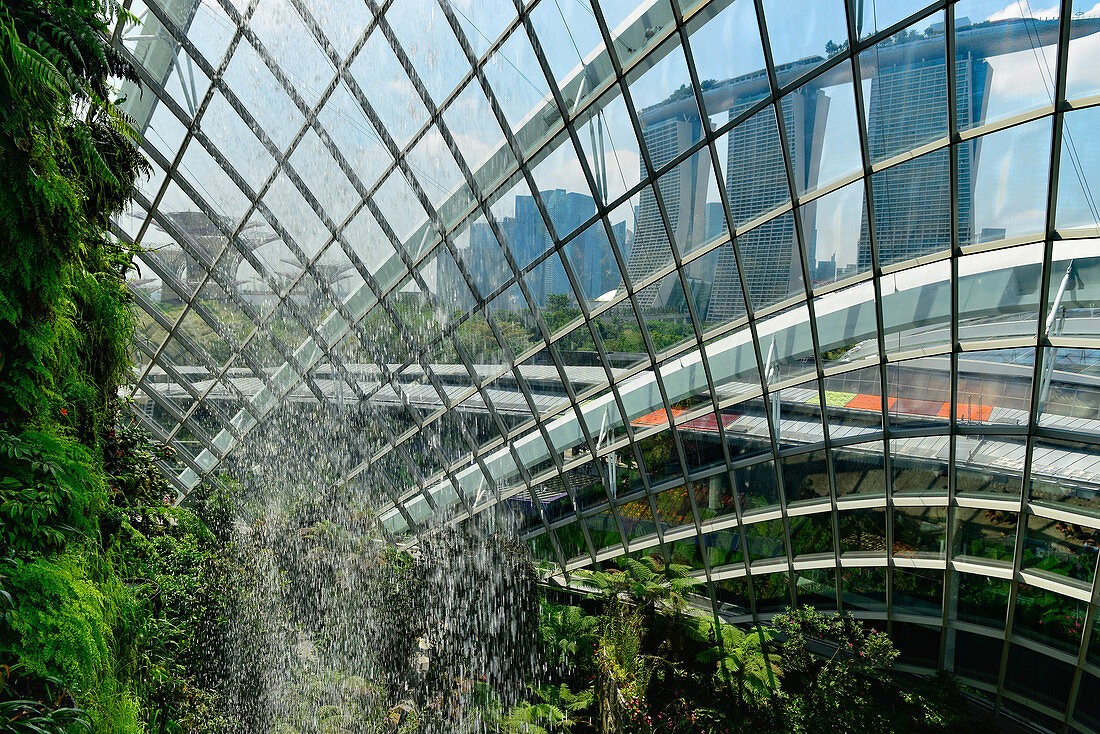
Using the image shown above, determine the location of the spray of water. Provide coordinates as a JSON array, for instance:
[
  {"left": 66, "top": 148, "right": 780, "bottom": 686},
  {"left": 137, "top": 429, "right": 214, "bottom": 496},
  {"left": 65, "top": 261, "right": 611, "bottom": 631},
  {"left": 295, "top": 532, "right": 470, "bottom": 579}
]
[{"left": 202, "top": 404, "right": 543, "bottom": 733}]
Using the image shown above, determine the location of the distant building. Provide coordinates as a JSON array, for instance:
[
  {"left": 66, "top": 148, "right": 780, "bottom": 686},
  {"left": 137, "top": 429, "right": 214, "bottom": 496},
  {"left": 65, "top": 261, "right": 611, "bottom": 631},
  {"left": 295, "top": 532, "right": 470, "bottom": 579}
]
[
  {"left": 620, "top": 17, "right": 1068, "bottom": 322},
  {"left": 624, "top": 116, "right": 711, "bottom": 310},
  {"left": 463, "top": 190, "right": 628, "bottom": 308},
  {"left": 856, "top": 30, "right": 990, "bottom": 269},
  {"left": 708, "top": 88, "right": 827, "bottom": 321}
]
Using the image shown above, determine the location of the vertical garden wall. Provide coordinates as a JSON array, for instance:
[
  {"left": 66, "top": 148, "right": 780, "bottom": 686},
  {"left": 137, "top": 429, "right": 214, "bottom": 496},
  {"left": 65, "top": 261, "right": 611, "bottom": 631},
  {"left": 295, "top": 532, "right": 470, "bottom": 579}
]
[{"left": 0, "top": 1, "right": 234, "bottom": 730}]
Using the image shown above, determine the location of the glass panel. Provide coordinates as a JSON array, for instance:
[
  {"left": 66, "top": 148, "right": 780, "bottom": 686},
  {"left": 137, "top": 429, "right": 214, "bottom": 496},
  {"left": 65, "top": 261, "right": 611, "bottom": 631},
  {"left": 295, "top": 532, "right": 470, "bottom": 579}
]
[
  {"left": 860, "top": 11, "right": 947, "bottom": 165},
  {"left": 744, "top": 518, "right": 787, "bottom": 562},
  {"left": 891, "top": 437, "right": 949, "bottom": 498},
  {"left": 953, "top": 508, "right": 1017, "bottom": 565},
  {"left": 955, "top": 349, "right": 1034, "bottom": 429},
  {"left": 651, "top": 478, "right": 695, "bottom": 530},
  {"left": 1057, "top": 106, "right": 1100, "bottom": 233},
  {"left": 669, "top": 535, "right": 706, "bottom": 572},
  {"left": 563, "top": 217, "right": 626, "bottom": 303},
  {"left": 530, "top": 140, "right": 598, "bottom": 242},
  {"left": 1029, "top": 437, "right": 1100, "bottom": 520},
  {"left": 737, "top": 459, "right": 782, "bottom": 514},
  {"left": 553, "top": 521, "right": 590, "bottom": 563},
  {"left": 782, "top": 450, "right": 831, "bottom": 507},
  {"left": 318, "top": 82, "right": 393, "bottom": 194},
  {"left": 250, "top": 0, "right": 336, "bottom": 111},
  {"left": 484, "top": 26, "right": 553, "bottom": 141},
  {"left": 1006, "top": 645, "right": 1074, "bottom": 711},
  {"left": 714, "top": 576, "right": 752, "bottom": 617},
  {"left": 1022, "top": 512, "right": 1098, "bottom": 587},
  {"left": 638, "top": 272, "right": 697, "bottom": 352},
  {"left": 375, "top": 170, "right": 430, "bottom": 252},
  {"left": 963, "top": 118, "right": 1052, "bottom": 247},
  {"left": 761, "top": 0, "right": 848, "bottom": 89},
  {"left": 955, "top": 572, "right": 1009, "bottom": 628},
  {"left": 840, "top": 567, "right": 887, "bottom": 612},
  {"left": 822, "top": 364, "right": 884, "bottom": 438},
  {"left": 585, "top": 509, "right": 624, "bottom": 554},
  {"left": 528, "top": 0, "right": 604, "bottom": 102},
  {"left": 807, "top": 180, "right": 871, "bottom": 290},
  {"left": 298, "top": 0, "right": 372, "bottom": 57},
  {"left": 894, "top": 506, "right": 947, "bottom": 558},
  {"left": 694, "top": 472, "right": 738, "bottom": 525},
  {"left": 1014, "top": 583, "right": 1088, "bottom": 653},
  {"left": 752, "top": 571, "right": 792, "bottom": 614},
  {"left": 893, "top": 567, "right": 943, "bottom": 616},
  {"left": 795, "top": 568, "right": 837, "bottom": 610},
  {"left": 683, "top": 0, "right": 765, "bottom": 129},
  {"left": 790, "top": 511, "right": 833, "bottom": 558},
  {"left": 1066, "top": 0, "right": 1100, "bottom": 102},
  {"left": 615, "top": 491, "right": 657, "bottom": 543},
  {"left": 526, "top": 532, "right": 558, "bottom": 565},
  {"left": 886, "top": 359, "right": 950, "bottom": 430},
  {"left": 678, "top": 411, "right": 727, "bottom": 478},
  {"left": 833, "top": 440, "right": 887, "bottom": 498},
  {"left": 386, "top": 0, "right": 468, "bottom": 108},
  {"left": 837, "top": 508, "right": 887, "bottom": 555},
  {"left": 717, "top": 395, "right": 772, "bottom": 462},
  {"left": 349, "top": 29, "right": 428, "bottom": 149},
  {"left": 407, "top": 126, "right": 471, "bottom": 218},
  {"left": 955, "top": 436, "right": 1026, "bottom": 498},
  {"left": 223, "top": 40, "right": 304, "bottom": 152},
  {"left": 893, "top": 622, "right": 940, "bottom": 667},
  {"left": 866, "top": 150, "right": 954, "bottom": 269},
  {"left": 1077, "top": 673, "right": 1100, "bottom": 731},
  {"left": 853, "top": 1, "right": 934, "bottom": 41},
  {"left": 953, "top": 630, "right": 1002, "bottom": 684},
  {"left": 702, "top": 527, "right": 744, "bottom": 570},
  {"left": 655, "top": 151, "right": 723, "bottom": 261}
]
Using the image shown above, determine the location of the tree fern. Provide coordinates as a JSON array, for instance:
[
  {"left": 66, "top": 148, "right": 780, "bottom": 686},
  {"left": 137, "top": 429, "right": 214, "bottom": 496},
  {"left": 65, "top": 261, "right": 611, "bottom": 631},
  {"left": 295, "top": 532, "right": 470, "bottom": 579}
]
[{"left": 690, "top": 616, "right": 782, "bottom": 706}]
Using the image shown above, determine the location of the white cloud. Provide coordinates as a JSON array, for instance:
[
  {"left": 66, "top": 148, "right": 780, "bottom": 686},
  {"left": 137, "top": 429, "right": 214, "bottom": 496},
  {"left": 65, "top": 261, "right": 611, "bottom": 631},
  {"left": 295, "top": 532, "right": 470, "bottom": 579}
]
[{"left": 987, "top": 1, "right": 1060, "bottom": 21}]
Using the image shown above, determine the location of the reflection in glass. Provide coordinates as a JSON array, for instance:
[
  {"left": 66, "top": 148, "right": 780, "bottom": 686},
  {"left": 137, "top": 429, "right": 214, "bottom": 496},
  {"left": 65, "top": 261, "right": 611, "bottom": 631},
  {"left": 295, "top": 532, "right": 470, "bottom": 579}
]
[{"left": 953, "top": 508, "right": 1017, "bottom": 564}]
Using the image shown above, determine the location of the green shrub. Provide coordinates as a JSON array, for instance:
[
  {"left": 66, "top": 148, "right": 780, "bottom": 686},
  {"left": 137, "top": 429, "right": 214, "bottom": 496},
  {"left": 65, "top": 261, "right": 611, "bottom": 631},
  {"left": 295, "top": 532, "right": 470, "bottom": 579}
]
[
  {"left": 4, "top": 553, "right": 113, "bottom": 696},
  {"left": 0, "top": 430, "right": 104, "bottom": 555}
]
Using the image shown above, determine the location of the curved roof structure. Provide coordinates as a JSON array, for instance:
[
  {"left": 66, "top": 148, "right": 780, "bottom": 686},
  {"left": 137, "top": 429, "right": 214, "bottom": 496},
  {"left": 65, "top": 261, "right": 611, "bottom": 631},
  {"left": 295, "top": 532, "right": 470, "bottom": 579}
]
[{"left": 112, "top": 0, "right": 1100, "bottom": 728}]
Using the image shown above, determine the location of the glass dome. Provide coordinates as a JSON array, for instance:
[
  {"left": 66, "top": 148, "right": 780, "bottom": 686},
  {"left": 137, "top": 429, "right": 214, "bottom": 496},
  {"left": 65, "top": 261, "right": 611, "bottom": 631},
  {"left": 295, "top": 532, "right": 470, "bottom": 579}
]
[{"left": 113, "top": 0, "right": 1100, "bottom": 726}]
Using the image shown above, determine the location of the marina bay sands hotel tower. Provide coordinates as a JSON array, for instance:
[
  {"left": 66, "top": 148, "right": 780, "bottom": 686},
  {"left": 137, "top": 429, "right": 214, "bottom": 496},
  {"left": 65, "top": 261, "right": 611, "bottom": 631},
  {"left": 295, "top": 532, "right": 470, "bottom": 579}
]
[{"left": 623, "top": 16, "right": 1090, "bottom": 322}]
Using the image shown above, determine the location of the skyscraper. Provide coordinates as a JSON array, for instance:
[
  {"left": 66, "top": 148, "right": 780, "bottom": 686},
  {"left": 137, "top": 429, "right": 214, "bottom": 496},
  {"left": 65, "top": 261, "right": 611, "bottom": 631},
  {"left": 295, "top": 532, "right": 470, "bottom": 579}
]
[
  {"left": 465, "top": 190, "right": 619, "bottom": 309},
  {"left": 626, "top": 72, "right": 827, "bottom": 322},
  {"left": 623, "top": 18, "right": 1063, "bottom": 323},
  {"left": 707, "top": 88, "right": 828, "bottom": 321},
  {"left": 856, "top": 29, "right": 990, "bottom": 269},
  {"left": 624, "top": 114, "right": 711, "bottom": 309}
]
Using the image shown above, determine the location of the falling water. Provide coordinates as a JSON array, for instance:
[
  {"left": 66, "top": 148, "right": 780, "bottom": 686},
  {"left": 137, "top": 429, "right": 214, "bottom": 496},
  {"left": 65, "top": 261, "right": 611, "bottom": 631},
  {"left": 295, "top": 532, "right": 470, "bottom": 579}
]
[{"left": 197, "top": 403, "right": 543, "bottom": 732}]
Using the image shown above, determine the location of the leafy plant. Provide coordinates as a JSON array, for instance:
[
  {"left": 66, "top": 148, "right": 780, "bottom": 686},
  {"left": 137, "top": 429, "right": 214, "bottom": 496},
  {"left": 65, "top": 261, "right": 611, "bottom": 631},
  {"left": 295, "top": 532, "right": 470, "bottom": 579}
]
[
  {"left": 0, "top": 430, "right": 102, "bottom": 555},
  {"left": 539, "top": 603, "right": 599, "bottom": 673},
  {"left": 0, "top": 664, "right": 91, "bottom": 734},
  {"left": 498, "top": 684, "right": 593, "bottom": 734},
  {"left": 575, "top": 555, "right": 703, "bottom": 620},
  {"left": 688, "top": 617, "right": 781, "bottom": 707}
]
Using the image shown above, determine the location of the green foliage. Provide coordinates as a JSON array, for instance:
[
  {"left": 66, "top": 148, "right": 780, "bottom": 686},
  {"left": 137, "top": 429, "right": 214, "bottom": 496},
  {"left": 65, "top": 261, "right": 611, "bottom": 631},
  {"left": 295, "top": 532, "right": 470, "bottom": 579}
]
[
  {"left": 688, "top": 617, "right": 781, "bottom": 705},
  {"left": 0, "top": 430, "right": 103, "bottom": 555},
  {"left": 772, "top": 607, "right": 921, "bottom": 734},
  {"left": 551, "top": 563, "right": 989, "bottom": 734},
  {"left": 539, "top": 603, "right": 599, "bottom": 673},
  {"left": 0, "top": 0, "right": 146, "bottom": 431},
  {"left": 597, "top": 605, "right": 654, "bottom": 702},
  {"left": 0, "top": 665, "right": 92, "bottom": 734},
  {"left": 494, "top": 683, "right": 593, "bottom": 734},
  {"left": 3, "top": 553, "right": 114, "bottom": 702},
  {"left": 576, "top": 555, "right": 703, "bottom": 618}
]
